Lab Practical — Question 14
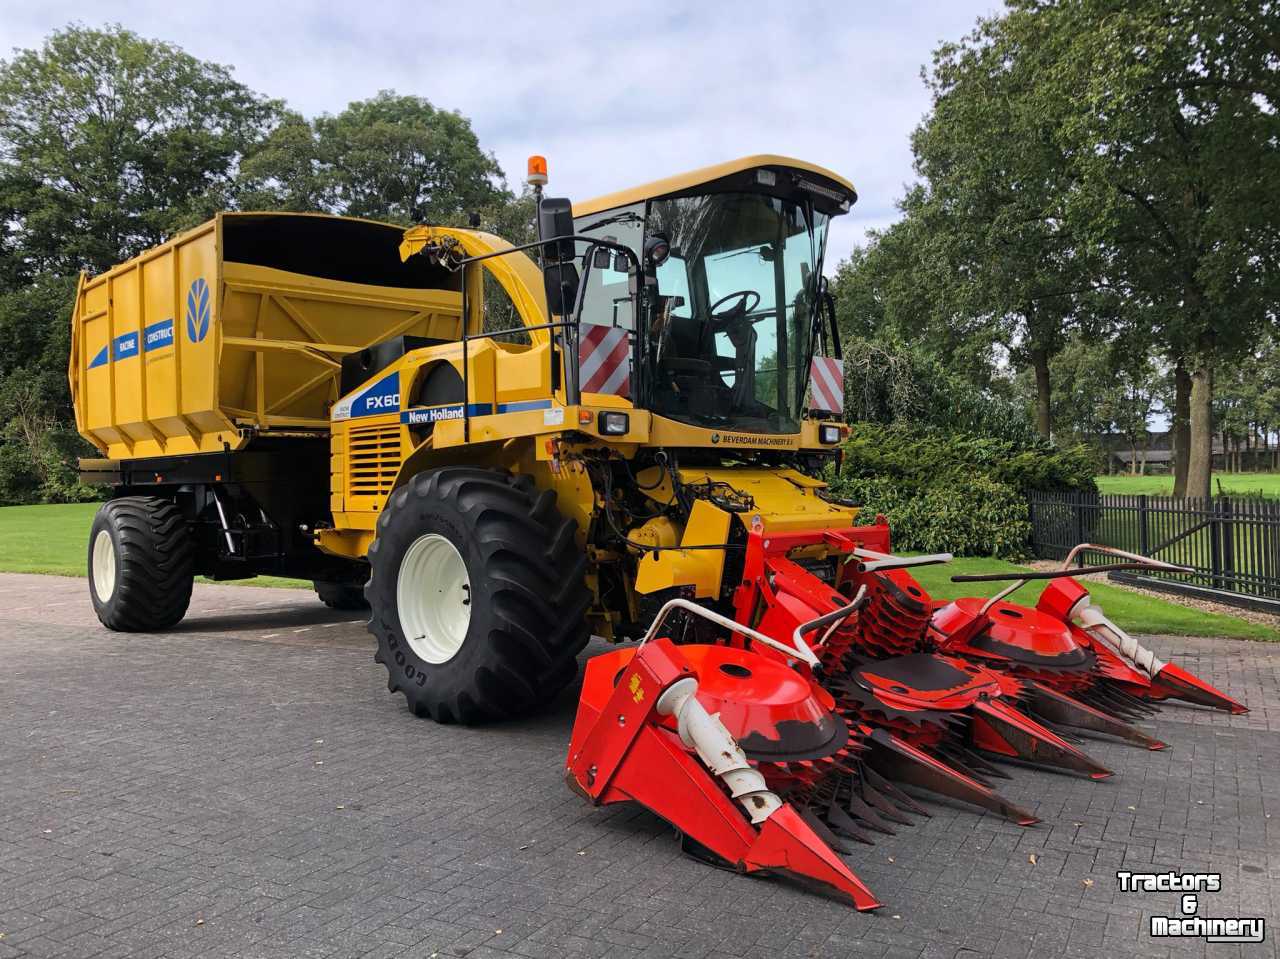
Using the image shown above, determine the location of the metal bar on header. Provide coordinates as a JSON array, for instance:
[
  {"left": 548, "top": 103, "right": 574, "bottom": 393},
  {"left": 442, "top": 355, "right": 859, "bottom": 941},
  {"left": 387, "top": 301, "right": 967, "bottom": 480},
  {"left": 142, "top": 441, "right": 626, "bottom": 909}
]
[{"left": 846, "top": 548, "right": 953, "bottom": 573}]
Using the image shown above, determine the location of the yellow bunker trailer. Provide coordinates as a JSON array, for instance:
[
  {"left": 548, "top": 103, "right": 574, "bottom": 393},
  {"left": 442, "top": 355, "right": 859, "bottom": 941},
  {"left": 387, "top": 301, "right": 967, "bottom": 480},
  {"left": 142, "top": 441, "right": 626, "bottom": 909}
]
[{"left": 73, "top": 157, "right": 860, "bottom": 723}]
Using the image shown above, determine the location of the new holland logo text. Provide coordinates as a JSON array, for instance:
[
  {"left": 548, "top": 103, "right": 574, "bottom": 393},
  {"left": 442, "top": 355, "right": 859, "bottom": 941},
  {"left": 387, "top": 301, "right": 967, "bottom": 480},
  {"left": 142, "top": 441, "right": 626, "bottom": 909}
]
[{"left": 403, "top": 405, "right": 464, "bottom": 425}]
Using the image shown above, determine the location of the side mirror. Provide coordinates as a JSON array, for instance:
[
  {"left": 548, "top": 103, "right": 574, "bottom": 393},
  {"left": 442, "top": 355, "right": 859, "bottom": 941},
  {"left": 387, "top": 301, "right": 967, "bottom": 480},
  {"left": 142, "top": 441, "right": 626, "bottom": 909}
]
[
  {"left": 592, "top": 246, "right": 612, "bottom": 269},
  {"left": 543, "top": 261, "right": 579, "bottom": 317},
  {"left": 537, "top": 197, "right": 578, "bottom": 315},
  {"left": 538, "top": 197, "right": 575, "bottom": 263}
]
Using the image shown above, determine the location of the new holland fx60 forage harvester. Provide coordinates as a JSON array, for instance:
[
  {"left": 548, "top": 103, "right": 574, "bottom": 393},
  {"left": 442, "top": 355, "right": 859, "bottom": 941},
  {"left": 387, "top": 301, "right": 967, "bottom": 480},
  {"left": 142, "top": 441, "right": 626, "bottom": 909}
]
[{"left": 70, "top": 156, "right": 1246, "bottom": 910}]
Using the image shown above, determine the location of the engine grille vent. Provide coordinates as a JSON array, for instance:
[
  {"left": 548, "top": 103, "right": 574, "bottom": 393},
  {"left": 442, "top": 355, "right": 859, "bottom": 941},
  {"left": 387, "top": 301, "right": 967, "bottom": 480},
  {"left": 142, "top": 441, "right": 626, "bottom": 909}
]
[{"left": 347, "top": 423, "right": 401, "bottom": 498}]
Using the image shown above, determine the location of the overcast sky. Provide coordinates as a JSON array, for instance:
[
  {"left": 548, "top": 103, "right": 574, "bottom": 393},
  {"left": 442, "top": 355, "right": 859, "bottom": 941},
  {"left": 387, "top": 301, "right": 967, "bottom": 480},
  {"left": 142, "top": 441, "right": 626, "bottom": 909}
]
[{"left": 1, "top": 1, "right": 1001, "bottom": 271}]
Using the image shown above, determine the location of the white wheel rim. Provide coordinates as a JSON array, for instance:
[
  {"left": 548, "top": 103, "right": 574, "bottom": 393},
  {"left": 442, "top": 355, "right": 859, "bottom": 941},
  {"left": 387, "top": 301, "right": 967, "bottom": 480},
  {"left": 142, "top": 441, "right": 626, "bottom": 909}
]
[
  {"left": 397, "top": 533, "right": 472, "bottom": 664},
  {"left": 92, "top": 529, "right": 117, "bottom": 601}
]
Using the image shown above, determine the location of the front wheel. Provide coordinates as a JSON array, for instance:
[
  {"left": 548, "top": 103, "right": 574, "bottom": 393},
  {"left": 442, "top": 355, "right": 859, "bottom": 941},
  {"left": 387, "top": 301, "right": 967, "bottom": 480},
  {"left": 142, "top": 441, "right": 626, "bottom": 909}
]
[
  {"left": 366, "top": 467, "right": 591, "bottom": 724},
  {"left": 88, "top": 497, "right": 195, "bottom": 631}
]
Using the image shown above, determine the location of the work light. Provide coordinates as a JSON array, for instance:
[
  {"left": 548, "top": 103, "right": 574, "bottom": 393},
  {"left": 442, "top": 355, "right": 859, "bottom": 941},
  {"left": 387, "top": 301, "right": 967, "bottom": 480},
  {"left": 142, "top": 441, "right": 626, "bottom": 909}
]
[{"left": 598, "top": 411, "right": 630, "bottom": 435}]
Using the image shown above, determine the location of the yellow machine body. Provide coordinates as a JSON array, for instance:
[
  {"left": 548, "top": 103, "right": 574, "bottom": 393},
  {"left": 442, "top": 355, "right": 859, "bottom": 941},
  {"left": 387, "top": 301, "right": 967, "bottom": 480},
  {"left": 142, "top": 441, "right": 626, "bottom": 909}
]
[{"left": 72, "top": 157, "right": 859, "bottom": 638}]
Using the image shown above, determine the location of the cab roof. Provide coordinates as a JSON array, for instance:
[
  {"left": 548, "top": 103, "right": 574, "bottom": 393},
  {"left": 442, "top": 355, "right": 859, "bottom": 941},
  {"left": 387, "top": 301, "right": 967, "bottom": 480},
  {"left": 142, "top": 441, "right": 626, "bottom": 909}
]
[{"left": 572, "top": 154, "right": 857, "bottom": 218}]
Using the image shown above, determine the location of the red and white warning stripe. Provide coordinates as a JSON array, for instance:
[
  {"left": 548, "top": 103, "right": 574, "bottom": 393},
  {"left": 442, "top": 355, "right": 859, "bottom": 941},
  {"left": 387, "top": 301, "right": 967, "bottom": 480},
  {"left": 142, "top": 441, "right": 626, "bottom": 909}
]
[
  {"left": 809, "top": 356, "right": 844, "bottom": 413},
  {"left": 579, "top": 324, "right": 631, "bottom": 398}
]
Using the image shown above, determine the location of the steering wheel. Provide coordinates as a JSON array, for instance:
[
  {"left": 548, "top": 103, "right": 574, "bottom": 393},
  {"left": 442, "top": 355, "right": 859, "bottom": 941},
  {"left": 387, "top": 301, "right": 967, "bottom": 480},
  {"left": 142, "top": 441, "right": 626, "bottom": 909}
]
[
  {"left": 706, "top": 288, "right": 762, "bottom": 332},
  {"left": 708, "top": 290, "right": 762, "bottom": 330}
]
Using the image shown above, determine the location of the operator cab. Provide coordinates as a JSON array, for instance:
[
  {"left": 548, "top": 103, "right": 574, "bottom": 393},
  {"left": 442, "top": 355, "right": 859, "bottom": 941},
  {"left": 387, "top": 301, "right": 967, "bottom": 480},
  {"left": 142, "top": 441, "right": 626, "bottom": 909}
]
[{"left": 570, "top": 156, "right": 855, "bottom": 435}]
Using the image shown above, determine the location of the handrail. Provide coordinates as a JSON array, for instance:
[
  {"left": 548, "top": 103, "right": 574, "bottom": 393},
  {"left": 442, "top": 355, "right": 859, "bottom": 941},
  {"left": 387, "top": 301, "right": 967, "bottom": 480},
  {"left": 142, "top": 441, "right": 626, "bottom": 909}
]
[{"left": 434, "top": 234, "right": 640, "bottom": 438}]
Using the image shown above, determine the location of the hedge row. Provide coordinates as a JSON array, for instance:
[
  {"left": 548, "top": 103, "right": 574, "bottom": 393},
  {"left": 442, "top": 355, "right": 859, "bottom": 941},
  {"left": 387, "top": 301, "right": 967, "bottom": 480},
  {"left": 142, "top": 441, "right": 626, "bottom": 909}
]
[{"left": 829, "top": 424, "right": 1098, "bottom": 559}]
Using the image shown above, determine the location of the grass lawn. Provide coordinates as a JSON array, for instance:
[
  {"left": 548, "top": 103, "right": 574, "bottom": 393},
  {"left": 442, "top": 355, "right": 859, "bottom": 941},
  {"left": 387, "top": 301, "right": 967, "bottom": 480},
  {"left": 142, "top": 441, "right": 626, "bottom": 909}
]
[
  {"left": 0, "top": 503, "right": 1272, "bottom": 639},
  {"left": 1096, "top": 472, "right": 1280, "bottom": 498},
  {"left": 0, "top": 502, "right": 306, "bottom": 588}
]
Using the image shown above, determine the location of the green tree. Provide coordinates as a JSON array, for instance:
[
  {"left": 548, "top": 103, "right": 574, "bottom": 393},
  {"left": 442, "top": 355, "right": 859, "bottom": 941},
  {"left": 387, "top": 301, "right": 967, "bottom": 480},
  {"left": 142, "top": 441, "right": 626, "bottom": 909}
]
[
  {"left": 240, "top": 91, "right": 507, "bottom": 224},
  {"left": 1043, "top": 336, "right": 1118, "bottom": 444},
  {"left": 1214, "top": 334, "right": 1280, "bottom": 472},
  {"left": 910, "top": 14, "right": 1118, "bottom": 441},
  {"left": 832, "top": 209, "right": 1004, "bottom": 396},
  {"left": 0, "top": 25, "right": 280, "bottom": 502},
  {"left": 1005, "top": 0, "right": 1280, "bottom": 496},
  {"left": 0, "top": 24, "right": 281, "bottom": 277},
  {"left": 0, "top": 276, "right": 92, "bottom": 504},
  {"left": 235, "top": 110, "right": 330, "bottom": 212}
]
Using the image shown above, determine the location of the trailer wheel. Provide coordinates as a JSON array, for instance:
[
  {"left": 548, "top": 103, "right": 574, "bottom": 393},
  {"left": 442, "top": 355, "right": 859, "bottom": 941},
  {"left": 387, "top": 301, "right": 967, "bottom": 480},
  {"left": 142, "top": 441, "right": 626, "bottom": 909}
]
[
  {"left": 88, "top": 496, "right": 195, "bottom": 631},
  {"left": 313, "top": 580, "right": 369, "bottom": 610},
  {"left": 366, "top": 467, "right": 590, "bottom": 724}
]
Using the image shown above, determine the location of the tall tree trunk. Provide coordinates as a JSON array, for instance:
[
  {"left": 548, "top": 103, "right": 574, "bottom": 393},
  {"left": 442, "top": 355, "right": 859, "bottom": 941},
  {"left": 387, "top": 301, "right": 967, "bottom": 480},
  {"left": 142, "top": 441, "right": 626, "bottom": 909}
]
[
  {"left": 1031, "top": 347, "right": 1051, "bottom": 440},
  {"left": 1171, "top": 359, "right": 1191, "bottom": 497},
  {"left": 1186, "top": 357, "right": 1213, "bottom": 499}
]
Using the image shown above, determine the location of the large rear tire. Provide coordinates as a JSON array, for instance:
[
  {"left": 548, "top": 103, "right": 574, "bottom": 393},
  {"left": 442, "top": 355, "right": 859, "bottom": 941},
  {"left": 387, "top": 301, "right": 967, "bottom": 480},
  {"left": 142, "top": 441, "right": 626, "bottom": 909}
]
[
  {"left": 366, "top": 467, "right": 591, "bottom": 724},
  {"left": 88, "top": 496, "right": 195, "bottom": 631}
]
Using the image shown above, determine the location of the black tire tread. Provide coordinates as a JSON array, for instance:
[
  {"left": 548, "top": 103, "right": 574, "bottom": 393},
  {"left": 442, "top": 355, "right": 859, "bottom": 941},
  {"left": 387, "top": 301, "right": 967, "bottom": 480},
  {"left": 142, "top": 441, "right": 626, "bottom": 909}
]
[
  {"left": 366, "top": 467, "right": 591, "bottom": 724},
  {"left": 90, "top": 497, "right": 195, "bottom": 631},
  {"left": 313, "top": 580, "right": 369, "bottom": 610}
]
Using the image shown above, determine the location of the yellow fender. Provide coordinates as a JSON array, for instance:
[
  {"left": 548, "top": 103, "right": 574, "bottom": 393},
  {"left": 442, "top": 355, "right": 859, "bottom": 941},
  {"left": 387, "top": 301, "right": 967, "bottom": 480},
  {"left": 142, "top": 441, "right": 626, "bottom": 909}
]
[{"left": 399, "top": 226, "right": 551, "bottom": 345}]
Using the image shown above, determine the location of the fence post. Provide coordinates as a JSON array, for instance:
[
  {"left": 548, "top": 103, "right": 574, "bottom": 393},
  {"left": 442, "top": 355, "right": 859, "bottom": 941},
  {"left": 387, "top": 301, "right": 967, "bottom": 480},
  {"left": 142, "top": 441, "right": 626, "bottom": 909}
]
[
  {"left": 1209, "top": 497, "right": 1223, "bottom": 590},
  {"left": 1138, "top": 494, "right": 1149, "bottom": 556},
  {"left": 1220, "top": 497, "right": 1235, "bottom": 591},
  {"left": 1074, "top": 491, "right": 1085, "bottom": 561}
]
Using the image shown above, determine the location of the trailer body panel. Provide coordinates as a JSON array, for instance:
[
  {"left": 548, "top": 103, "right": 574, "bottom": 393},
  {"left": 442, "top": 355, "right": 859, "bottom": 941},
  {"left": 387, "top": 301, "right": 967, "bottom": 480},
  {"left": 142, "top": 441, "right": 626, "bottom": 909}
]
[{"left": 69, "top": 212, "right": 463, "bottom": 460}]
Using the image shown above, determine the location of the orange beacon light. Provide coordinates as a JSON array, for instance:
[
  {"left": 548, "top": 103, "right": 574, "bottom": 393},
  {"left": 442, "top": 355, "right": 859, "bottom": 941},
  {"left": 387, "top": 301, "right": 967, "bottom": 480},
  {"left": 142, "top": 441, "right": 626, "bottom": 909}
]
[{"left": 527, "top": 155, "right": 548, "bottom": 187}]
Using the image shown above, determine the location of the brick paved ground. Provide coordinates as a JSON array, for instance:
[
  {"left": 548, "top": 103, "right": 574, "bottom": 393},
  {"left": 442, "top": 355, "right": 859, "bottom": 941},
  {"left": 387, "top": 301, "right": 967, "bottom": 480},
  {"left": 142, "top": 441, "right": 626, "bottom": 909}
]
[{"left": 1, "top": 572, "right": 1277, "bottom": 959}]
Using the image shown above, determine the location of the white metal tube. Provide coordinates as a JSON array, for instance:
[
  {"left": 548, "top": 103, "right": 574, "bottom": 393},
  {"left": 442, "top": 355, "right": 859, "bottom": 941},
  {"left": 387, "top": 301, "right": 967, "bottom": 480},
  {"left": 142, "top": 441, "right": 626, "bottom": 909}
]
[
  {"left": 980, "top": 579, "right": 1030, "bottom": 615},
  {"left": 1072, "top": 597, "right": 1166, "bottom": 677},
  {"left": 655, "top": 676, "right": 783, "bottom": 824},
  {"left": 211, "top": 489, "right": 236, "bottom": 554},
  {"left": 847, "top": 548, "right": 954, "bottom": 573},
  {"left": 793, "top": 586, "right": 867, "bottom": 655},
  {"left": 1059, "top": 543, "right": 1192, "bottom": 574},
  {"left": 638, "top": 598, "right": 821, "bottom": 669}
]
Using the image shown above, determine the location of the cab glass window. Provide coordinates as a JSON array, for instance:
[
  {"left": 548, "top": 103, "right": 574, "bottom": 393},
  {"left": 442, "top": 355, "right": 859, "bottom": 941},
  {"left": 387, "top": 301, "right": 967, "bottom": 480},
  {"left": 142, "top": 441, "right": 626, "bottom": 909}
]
[{"left": 573, "top": 203, "right": 643, "bottom": 330}]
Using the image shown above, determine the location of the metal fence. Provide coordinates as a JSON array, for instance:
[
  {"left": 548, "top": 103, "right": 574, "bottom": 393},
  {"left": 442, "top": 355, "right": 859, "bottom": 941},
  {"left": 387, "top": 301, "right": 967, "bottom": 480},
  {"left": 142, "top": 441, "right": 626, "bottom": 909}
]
[{"left": 1027, "top": 491, "right": 1280, "bottom": 611}]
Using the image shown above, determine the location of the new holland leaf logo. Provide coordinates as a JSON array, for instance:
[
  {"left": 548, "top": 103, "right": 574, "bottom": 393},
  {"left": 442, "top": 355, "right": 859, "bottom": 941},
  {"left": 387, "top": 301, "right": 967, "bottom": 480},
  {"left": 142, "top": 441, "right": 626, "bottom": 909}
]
[{"left": 186, "top": 278, "right": 211, "bottom": 343}]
